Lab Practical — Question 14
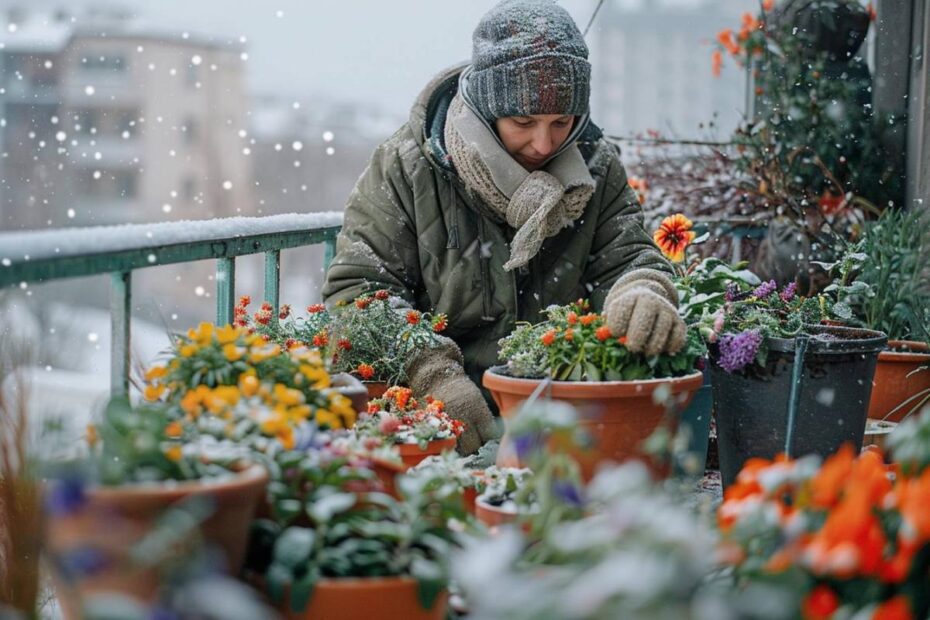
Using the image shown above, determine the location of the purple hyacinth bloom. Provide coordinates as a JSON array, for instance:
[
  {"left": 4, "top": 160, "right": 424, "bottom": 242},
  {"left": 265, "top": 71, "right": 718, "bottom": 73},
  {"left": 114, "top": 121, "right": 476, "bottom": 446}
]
[
  {"left": 716, "top": 330, "right": 763, "bottom": 373},
  {"left": 780, "top": 281, "right": 798, "bottom": 302},
  {"left": 752, "top": 280, "right": 778, "bottom": 299}
]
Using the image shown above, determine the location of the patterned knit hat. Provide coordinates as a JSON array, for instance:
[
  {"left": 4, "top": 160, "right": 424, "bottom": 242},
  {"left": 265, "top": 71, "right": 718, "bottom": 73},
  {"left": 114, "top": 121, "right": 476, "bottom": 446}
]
[{"left": 466, "top": 0, "right": 590, "bottom": 121}]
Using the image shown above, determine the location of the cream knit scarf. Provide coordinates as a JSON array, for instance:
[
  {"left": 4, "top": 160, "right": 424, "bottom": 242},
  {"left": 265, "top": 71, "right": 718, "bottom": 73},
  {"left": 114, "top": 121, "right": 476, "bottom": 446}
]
[{"left": 444, "top": 94, "right": 596, "bottom": 271}]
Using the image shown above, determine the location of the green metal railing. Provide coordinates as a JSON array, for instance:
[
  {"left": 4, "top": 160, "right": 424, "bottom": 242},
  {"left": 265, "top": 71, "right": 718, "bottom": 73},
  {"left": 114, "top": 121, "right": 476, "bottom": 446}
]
[{"left": 0, "top": 213, "right": 342, "bottom": 396}]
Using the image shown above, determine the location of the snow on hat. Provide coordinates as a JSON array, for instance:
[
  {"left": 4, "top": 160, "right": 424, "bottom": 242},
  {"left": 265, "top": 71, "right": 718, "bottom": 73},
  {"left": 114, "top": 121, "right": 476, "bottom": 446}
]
[{"left": 466, "top": 0, "right": 591, "bottom": 121}]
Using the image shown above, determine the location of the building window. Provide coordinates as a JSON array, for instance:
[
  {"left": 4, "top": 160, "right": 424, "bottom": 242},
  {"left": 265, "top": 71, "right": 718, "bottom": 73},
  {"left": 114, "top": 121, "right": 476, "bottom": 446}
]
[{"left": 81, "top": 54, "right": 128, "bottom": 73}]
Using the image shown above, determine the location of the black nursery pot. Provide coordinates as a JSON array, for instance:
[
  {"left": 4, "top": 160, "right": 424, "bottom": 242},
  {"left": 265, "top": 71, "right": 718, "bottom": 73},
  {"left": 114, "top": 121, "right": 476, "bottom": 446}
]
[{"left": 711, "top": 325, "right": 886, "bottom": 489}]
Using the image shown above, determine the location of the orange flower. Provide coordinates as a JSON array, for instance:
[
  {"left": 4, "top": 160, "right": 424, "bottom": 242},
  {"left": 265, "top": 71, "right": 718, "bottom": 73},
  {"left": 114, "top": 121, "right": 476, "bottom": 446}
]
[
  {"left": 873, "top": 596, "right": 913, "bottom": 620},
  {"left": 717, "top": 28, "right": 740, "bottom": 55},
  {"left": 432, "top": 314, "right": 448, "bottom": 333},
  {"left": 653, "top": 214, "right": 696, "bottom": 262},
  {"left": 165, "top": 421, "right": 183, "bottom": 438},
  {"left": 357, "top": 363, "right": 375, "bottom": 380},
  {"left": 355, "top": 297, "right": 371, "bottom": 310},
  {"left": 337, "top": 338, "right": 352, "bottom": 351},
  {"left": 739, "top": 12, "right": 760, "bottom": 41},
  {"left": 897, "top": 469, "right": 930, "bottom": 543},
  {"left": 580, "top": 313, "right": 598, "bottom": 326},
  {"left": 617, "top": 335, "right": 628, "bottom": 346},
  {"left": 541, "top": 330, "right": 557, "bottom": 346},
  {"left": 307, "top": 303, "right": 326, "bottom": 313},
  {"left": 712, "top": 49, "right": 723, "bottom": 77},
  {"left": 165, "top": 445, "right": 183, "bottom": 462},
  {"left": 312, "top": 330, "right": 329, "bottom": 348},
  {"left": 406, "top": 310, "right": 421, "bottom": 325},
  {"left": 802, "top": 585, "right": 840, "bottom": 620},
  {"left": 564, "top": 328, "right": 574, "bottom": 342},
  {"left": 809, "top": 444, "right": 855, "bottom": 509},
  {"left": 374, "top": 289, "right": 390, "bottom": 300},
  {"left": 85, "top": 424, "right": 98, "bottom": 447},
  {"left": 595, "top": 326, "right": 612, "bottom": 342},
  {"left": 238, "top": 295, "right": 251, "bottom": 308},
  {"left": 762, "top": 0, "right": 774, "bottom": 10},
  {"left": 566, "top": 311, "right": 578, "bottom": 325}
]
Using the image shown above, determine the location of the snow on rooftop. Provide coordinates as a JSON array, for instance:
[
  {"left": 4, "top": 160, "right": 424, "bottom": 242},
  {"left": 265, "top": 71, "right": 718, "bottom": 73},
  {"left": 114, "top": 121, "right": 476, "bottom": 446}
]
[
  {"left": 0, "top": 12, "right": 73, "bottom": 53},
  {"left": 0, "top": 212, "right": 344, "bottom": 263}
]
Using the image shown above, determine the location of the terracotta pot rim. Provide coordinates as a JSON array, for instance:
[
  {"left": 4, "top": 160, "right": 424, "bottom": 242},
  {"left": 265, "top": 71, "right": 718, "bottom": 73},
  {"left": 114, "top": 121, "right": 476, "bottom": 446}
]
[
  {"left": 879, "top": 340, "right": 930, "bottom": 362},
  {"left": 88, "top": 462, "right": 268, "bottom": 499},
  {"left": 312, "top": 575, "right": 424, "bottom": 589},
  {"left": 483, "top": 366, "right": 703, "bottom": 396},
  {"left": 395, "top": 437, "right": 457, "bottom": 452}
]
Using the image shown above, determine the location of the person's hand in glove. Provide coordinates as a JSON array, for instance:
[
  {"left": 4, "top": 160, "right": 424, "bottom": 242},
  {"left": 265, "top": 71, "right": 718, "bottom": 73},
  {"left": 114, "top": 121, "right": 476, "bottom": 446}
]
[
  {"left": 603, "top": 269, "right": 686, "bottom": 357},
  {"left": 405, "top": 336, "right": 500, "bottom": 455}
]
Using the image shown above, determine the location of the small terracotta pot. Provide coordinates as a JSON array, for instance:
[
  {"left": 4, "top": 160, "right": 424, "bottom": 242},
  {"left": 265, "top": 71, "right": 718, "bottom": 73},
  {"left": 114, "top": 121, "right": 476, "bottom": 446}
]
[
  {"left": 370, "top": 457, "right": 406, "bottom": 499},
  {"left": 363, "top": 381, "right": 390, "bottom": 400},
  {"left": 474, "top": 498, "right": 519, "bottom": 529},
  {"left": 867, "top": 340, "right": 930, "bottom": 422},
  {"left": 483, "top": 368, "right": 703, "bottom": 480},
  {"left": 47, "top": 464, "right": 268, "bottom": 619},
  {"left": 863, "top": 419, "right": 897, "bottom": 455},
  {"left": 396, "top": 437, "right": 458, "bottom": 469},
  {"left": 278, "top": 576, "right": 448, "bottom": 620}
]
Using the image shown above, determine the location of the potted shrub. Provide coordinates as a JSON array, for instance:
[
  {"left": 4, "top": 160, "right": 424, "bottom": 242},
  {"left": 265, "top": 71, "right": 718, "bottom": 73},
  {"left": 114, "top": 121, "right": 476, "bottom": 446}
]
[
  {"left": 45, "top": 397, "right": 268, "bottom": 619},
  {"left": 835, "top": 209, "right": 930, "bottom": 422},
  {"left": 245, "top": 447, "right": 469, "bottom": 620},
  {"left": 717, "top": 411, "right": 930, "bottom": 620},
  {"left": 701, "top": 279, "right": 886, "bottom": 488},
  {"left": 473, "top": 465, "right": 534, "bottom": 528},
  {"left": 236, "top": 292, "right": 448, "bottom": 399},
  {"left": 409, "top": 451, "right": 487, "bottom": 514},
  {"left": 353, "top": 387, "right": 464, "bottom": 468},
  {"left": 484, "top": 298, "right": 704, "bottom": 479}
]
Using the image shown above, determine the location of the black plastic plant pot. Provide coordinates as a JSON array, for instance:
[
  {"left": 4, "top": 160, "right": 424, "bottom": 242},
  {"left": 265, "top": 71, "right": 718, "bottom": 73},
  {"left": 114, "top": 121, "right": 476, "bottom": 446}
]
[{"left": 711, "top": 325, "right": 887, "bottom": 489}]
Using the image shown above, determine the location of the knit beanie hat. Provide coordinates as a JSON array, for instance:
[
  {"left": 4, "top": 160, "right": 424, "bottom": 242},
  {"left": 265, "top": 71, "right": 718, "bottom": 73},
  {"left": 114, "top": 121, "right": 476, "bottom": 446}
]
[{"left": 466, "top": 0, "right": 591, "bottom": 121}]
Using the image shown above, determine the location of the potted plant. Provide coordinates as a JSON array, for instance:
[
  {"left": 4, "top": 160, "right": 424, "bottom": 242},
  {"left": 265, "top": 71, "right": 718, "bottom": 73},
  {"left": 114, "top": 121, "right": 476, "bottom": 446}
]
[
  {"left": 473, "top": 465, "right": 534, "bottom": 528},
  {"left": 409, "top": 451, "right": 486, "bottom": 514},
  {"left": 353, "top": 387, "right": 464, "bottom": 468},
  {"left": 484, "top": 298, "right": 704, "bottom": 479},
  {"left": 835, "top": 209, "right": 930, "bottom": 423},
  {"left": 701, "top": 279, "right": 886, "bottom": 488},
  {"left": 717, "top": 410, "right": 930, "bottom": 620},
  {"left": 44, "top": 397, "right": 269, "bottom": 619},
  {"left": 245, "top": 447, "right": 469, "bottom": 620},
  {"left": 236, "top": 292, "right": 448, "bottom": 398}
]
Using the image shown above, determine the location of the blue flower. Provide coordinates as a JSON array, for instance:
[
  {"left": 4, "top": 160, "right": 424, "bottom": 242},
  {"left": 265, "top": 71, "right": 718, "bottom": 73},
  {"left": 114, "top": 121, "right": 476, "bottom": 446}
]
[
  {"left": 552, "top": 480, "right": 584, "bottom": 507},
  {"left": 44, "top": 477, "right": 86, "bottom": 517},
  {"left": 513, "top": 433, "right": 543, "bottom": 460},
  {"left": 56, "top": 546, "right": 109, "bottom": 579},
  {"left": 716, "top": 330, "right": 763, "bottom": 373}
]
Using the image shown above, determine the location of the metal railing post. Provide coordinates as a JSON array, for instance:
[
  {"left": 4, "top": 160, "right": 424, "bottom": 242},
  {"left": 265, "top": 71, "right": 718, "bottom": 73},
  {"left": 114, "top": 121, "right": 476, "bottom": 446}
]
[{"left": 110, "top": 271, "right": 132, "bottom": 397}]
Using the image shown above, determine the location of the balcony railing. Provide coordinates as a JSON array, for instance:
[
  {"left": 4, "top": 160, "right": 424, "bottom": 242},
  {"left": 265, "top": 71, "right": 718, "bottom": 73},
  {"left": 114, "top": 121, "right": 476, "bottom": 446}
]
[{"left": 0, "top": 212, "right": 343, "bottom": 396}]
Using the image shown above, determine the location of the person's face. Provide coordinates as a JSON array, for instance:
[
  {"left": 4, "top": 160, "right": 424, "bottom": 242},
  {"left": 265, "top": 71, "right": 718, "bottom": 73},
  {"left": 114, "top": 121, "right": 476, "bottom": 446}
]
[{"left": 495, "top": 114, "right": 574, "bottom": 171}]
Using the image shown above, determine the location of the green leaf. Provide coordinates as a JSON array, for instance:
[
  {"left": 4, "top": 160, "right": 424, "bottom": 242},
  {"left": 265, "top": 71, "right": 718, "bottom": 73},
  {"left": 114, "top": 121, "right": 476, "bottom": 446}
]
[
  {"left": 289, "top": 569, "right": 318, "bottom": 613},
  {"left": 308, "top": 492, "right": 356, "bottom": 522},
  {"left": 411, "top": 556, "right": 445, "bottom": 610},
  {"left": 832, "top": 302, "right": 853, "bottom": 320},
  {"left": 265, "top": 563, "right": 292, "bottom": 604},
  {"left": 272, "top": 527, "right": 316, "bottom": 570}
]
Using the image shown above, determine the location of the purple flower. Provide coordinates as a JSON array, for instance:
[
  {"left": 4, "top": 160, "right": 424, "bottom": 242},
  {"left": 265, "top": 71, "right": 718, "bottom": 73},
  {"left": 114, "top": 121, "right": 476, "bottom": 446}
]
[
  {"left": 513, "top": 433, "right": 543, "bottom": 460},
  {"left": 716, "top": 330, "right": 763, "bottom": 373},
  {"left": 44, "top": 477, "right": 86, "bottom": 517},
  {"left": 552, "top": 480, "right": 584, "bottom": 508},
  {"left": 56, "top": 546, "right": 110, "bottom": 579},
  {"left": 780, "top": 282, "right": 798, "bottom": 302},
  {"left": 752, "top": 280, "right": 778, "bottom": 299}
]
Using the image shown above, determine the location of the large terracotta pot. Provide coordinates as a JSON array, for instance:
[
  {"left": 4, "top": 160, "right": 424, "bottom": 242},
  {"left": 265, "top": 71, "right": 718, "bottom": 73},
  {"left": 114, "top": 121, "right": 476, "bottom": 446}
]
[
  {"left": 396, "top": 437, "right": 458, "bottom": 469},
  {"left": 867, "top": 340, "right": 930, "bottom": 422},
  {"left": 279, "top": 577, "right": 448, "bottom": 620},
  {"left": 363, "top": 381, "right": 390, "bottom": 400},
  {"left": 47, "top": 464, "right": 268, "bottom": 619},
  {"left": 474, "top": 497, "right": 519, "bottom": 529},
  {"left": 483, "top": 367, "right": 703, "bottom": 480}
]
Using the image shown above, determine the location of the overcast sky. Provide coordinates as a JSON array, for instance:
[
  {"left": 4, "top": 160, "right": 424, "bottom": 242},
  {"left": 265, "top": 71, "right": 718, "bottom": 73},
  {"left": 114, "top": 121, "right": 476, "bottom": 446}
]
[{"left": 7, "top": 0, "right": 596, "bottom": 117}]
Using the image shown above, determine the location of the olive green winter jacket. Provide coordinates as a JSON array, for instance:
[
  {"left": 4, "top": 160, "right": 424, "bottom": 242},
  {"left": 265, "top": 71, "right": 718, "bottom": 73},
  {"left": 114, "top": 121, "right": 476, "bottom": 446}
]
[{"left": 321, "top": 66, "right": 671, "bottom": 392}]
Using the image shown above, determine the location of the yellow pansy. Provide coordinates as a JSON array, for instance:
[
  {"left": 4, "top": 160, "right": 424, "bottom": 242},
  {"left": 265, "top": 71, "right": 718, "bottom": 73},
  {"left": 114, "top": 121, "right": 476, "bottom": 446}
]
[
  {"left": 286, "top": 405, "right": 312, "bottom": 423},
  {"left": 273, "top": 383, "right": 305, "bottom": 407},
  {"left": 223, "top": 343, "right": 245, "bottom": 362},
  {"left": 315, "top": 409, "right": 341, "bottom": 430},
  {"left": 249, "top": 343, "right": 282, "bottom": 364},
  {"left": 277, "top": 427, "right": 295, "bottom": 450},
  {"left": 299, "top": 364, "right": 330, "bottom": 388},
  {"left": 144, "top": 365, "right": 168, "bottom": 381},
  {"left": 165, "top": 421, "right": 183, "bottom": 438},
  {"left": 239, "top": 374, "right": 260, "bottom": 398},
  {"left": 144, "top": 383, "right": 166, "bottom": 401},
  {"left": 180, "top": 344, "right": 199, "bottom": 358},
  {"left": 180, "top": 390, "right": 203, "bottom": 417},
  {"left": 193, "top": 322, "right": 215, "bottom": 344},
  {"left": 214, "top": 385, "right": 242, "bottom": 406},
  {"left": 216, "top": 324, "right": 241, "bottom": 345}
]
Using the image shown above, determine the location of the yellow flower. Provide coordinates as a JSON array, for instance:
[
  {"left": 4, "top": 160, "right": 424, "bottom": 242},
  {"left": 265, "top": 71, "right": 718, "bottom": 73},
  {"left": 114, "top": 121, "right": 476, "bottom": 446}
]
[
  {"left": 180, "top": 344, "right": 199, "bottom": 358},
  {"left": 249, "top": 343, "right": 282, "bottom": 364},
  {"left": 299, "top": 364, "right": 330, "bottom": 388},
  {"left": 165, "top": 421, "right": 183, "bottom": 438},
  {"left": 277, "top": 427, "right": 295, "bottom": 450},
  {"left": 165, "top": 445, "right": 183, "bottom": 462},
  {"left": 180, "top": 390, "right": 203, "bottom": 417},
  {"left": 315, "top": 409, "right": 342, "bottom": 430},
  {"left": 329, "top": 394, "right": 357, "bottom": 427},
  {"left": 214, "top": 385, "right": 242, "bottom": 406},
  {"left": 193, "top": 322, "right": 215, "bottom": 344},
  {"left": 144, "top": 365, "right": 168, "bottom": 381},
  {"left": 259, "top": 411, "right": 287, "bottom": 436},
  {"left": 239, "top": 374, "right": 260, "bottom": 398},
  {"left": 144, "top": 383, "right": 166, "bottom": 401},
  {"left": 286, "top": 405, "right": 312, "bottom": 423},
  {"left": 86, "top": 424, "right": 98, "bottom": 447},
  {"left": 273, "top": 383, "right": 305, "bottom": 407},
  {"left": 216, "top": 324, "right": 241, "bottom": 345},
  {"left": 223, "top": 343, "right": 245, "bottom": 362},
  {"left": 653, "top": 213, "right": 697, "bottom": 263},
  {"left": 204, "top": 391, "right": 229, "bottom": 415}
]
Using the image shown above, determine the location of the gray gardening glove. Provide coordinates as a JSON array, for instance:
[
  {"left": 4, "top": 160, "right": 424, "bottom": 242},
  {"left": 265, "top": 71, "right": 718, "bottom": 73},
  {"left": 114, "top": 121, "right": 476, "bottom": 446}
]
[
  {"left": 604, "top": 269, "right": 687, "bottom": 357},
  {"left": 405, "top": 337, "right": 500, "bottom": 455}
]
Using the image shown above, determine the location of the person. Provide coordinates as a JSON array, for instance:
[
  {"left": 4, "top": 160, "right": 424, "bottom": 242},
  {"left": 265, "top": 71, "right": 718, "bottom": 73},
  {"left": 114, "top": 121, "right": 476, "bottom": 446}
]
[{"left": 322, "top": 0, "right": 686, "bottom": 454}]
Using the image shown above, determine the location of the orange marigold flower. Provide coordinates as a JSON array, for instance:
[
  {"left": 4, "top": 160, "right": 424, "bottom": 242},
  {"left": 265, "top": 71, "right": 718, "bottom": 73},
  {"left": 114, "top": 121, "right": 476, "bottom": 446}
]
[
  {"left": 801, "top": 585, "right": 840, "bottom": 620},
  {"left": 653, "top": 213, "right": 696, "bottom": 262},
  {"left": 717, "top": 28, "right": 740, "bottom": 55},
  {"left": 541, "top": 330, "right": 557, "bottom": 346},
  {"left": 873, "top": 596, "right": 913, "bottom": 620},
  {"left": 165, "top": 445, "right": 183, "bottom": 463},
  {"left": 580, "top": 313, "right": 598, "bottom": 326},
  {"left": 261, "top": 301, "right": 273, "bottom": 311},
  {"left": 337, "top": 338, "right": 352, "bottom": 351},
  {"left": 278, "top": 304, "right": 291, "bottom": 320},
  {"left": 617, "top": 335, "right": 628, "bottom": 346},
  {"left": 307, "top": 303, "right": 326, "bottom": 314},
  {"left": 237, "top": 295, "right": 251, "bottom": 308},
  {"left": 374, "top": 289, "right": 390, "bottom": 300},
  {"left": 595, "top": 326, "right": 612, "bottom": 341},
  {"left": 312, "top": 331, "right": 330, "bottom": 348},
  {"left": 355, "top": 297, "right": 372, "bottom": 310},
  {"left": 566, "top": 311, "right": 578, "bottom": 325},
  {"left": 564, "top": 328, "right": 574, "bottom": 342},
  {"left": 432, "top": 314, "right": 448, "bottom": 333},
  {"left": 712, "top": 49, "right": 723, "bottom": 77},
  {"left": 165, "top": 421, "right": 183, "bottom": 438},
  {"left": 357, "top": 363, "right": 375, "bottom": 380},
  {"left": 406, "top": 310, "right": 421, "bottom": 325},
  {"left": 253, "top": 310, "right": 271, "bottom": 325}
]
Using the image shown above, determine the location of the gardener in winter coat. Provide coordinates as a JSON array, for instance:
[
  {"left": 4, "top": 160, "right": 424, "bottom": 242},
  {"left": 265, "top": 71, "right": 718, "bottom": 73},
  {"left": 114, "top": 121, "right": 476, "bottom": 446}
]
[{"left": 322, "top": 0, "right": 686, "bottom": 454}]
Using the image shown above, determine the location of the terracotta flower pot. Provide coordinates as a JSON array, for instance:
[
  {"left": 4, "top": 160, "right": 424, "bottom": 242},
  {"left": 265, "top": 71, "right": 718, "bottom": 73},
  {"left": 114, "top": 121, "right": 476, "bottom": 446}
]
[
  {"left": 47, "top": 464, "right": 268, "bottom": 619},
  {"left": 330, "top": 372, "right": 370, "bottom": 416},
  {"left": 278, "top": 577, "right": 448, "bottom": 620},
  {"left": 867, "top": 340, "right": 930, "bottom": 423},
  {"left": 370, "top": 457, "right": 406, "bottom": 499},
  {"left": 483, "top": 367, "right": 703, "bottom": 480},
  {"left": 396, "top": 437, "right": 458, "bottom": 469},
  {"left": 863, "top": 419, "right": 897, "bottom": 455},
  {"left": 363, "top": 381, "right": 390, "bottom": 400},
  {"left": 474, "top": 497, "right": 519, "bottom": 529}
]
